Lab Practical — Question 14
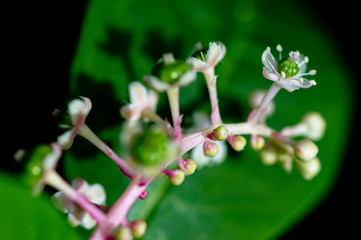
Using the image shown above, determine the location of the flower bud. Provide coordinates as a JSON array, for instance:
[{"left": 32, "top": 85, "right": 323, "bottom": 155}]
[
  {"left": 296, "top": 157, "right": 321, "bottom": 180},
  {"left": 165, "top": 169, "right": 185, "bottom": 186},
  {"left": 293, "top": 139, "right": 318, "bottom": 162},
  {"left": 210, "top": 125, "right": 228, "bottom": 141},
  {"left": 203, "top": 141, "right": 219, "bottom": 157},
  {"left": 250, "top": 136, "right": 265, "bottom": 150},
  {"left": 183, "top": 159, "right": 197, "bottom": 175},
  {"left": 278, "top": 153, "right": 293, "bottom": 173},
  {"left": 227, "top": 135, "right": 247, "bottom": 152},
  {"left": 302, "top": 112, "right": 326, "bottom": 141},
  {"left": 130, "top": 220, "right": 147, "bottom": 239},
  {"left": 114, "top": 227, "right": 133, "bottom": 240},
  {"left": 259, "top": 148, "right": 277, "bottom": 165}
]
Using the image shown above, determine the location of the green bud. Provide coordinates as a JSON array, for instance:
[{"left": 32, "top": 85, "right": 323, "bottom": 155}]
[
  {"left": 23, "top": 145, "right": 52, "bottom": 187},
  {"left": 131, "top": 128, "right": 168, "bottom": 166},
  {"left": 211, "top": 125, "right": 228, "bottom": 141},
  {"left": 203, "top": 141, "right": 219, "bottom": 157},
  {"left": 151, "top": 57, "right": 190, "bottom": 84},
  {"left": 114, "top": 227, "right": 133, "bottom": 240},
  {"left": 130, "top": 220, "right": 147, "bottom": 239},
  {"left": 183, "top": 159, "right": 197, "bottom": 175},
  {"left": 277, "top": 58, "right": 299, "bottom": 77},
  {"left": 168, "top": 169, "right": 185, "bottom": 186}
]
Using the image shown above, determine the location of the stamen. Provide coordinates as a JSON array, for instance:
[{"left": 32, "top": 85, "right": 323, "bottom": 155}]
[
  {"left": 276, "top": 44, "right": 283, "bottom": 60},
  {"left": 298, "top": 56, "right": 309, "bottom": 68}
]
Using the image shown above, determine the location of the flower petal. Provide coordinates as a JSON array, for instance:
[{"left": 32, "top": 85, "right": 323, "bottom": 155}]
[
  {"left": 143, "top": 75, "right": 171, "bottom": 92},
  {"left": 177, "top": 70, "right": 197, "bottom": 87},
  {"left": 263, "top": 67, "right": 280, "bottom": 81},
  {"left": 207, "top": 42, "right": 226, "bottom": 67},
  {"left": 262, "top": 47, "right": 278, "bottom": 72},
  {"left": 147, "top": 89, "right": 158, "bottom": 111},
  {"left": 120, "top": 103, "right": 142, "bottom": 121},
  {"left": 186, "top": 57, "right": 209, "bottom": 70},
  {"left": 129, "top": 81, "right": 147, "bottom": 105},
  {"left": 86, "top": 183, "right": 106, "bottom": 205}
]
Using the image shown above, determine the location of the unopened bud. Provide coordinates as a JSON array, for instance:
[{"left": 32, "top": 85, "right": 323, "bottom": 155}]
[
  {"left": 114, "top": 227, "right": 133, "bottom": 240},
  {"left": 210, "top": 125, "right": 228, "bottom": 141},
  {"left": 296, "top": 157, "right": 321, "bottom": 180},
  {"left": 278, "top": 153, "right": 293, "bottom": 173},
  {"left": 228, "top": 135, "right": 247, "bottom": 152},
  {"left": 251, "top": 136, "right": 265, "bottom": 150},
  {"left": 203, "top": 141, "right": 219, "bottom": 157},
  {"left": 183, "top": 159, "right": 197, "bottom": 175},
  {"left": 259, "top": 148, "right": 277, "bottom": 165},
  {"left": 293, "top": 139, "right": 318, "bottom": 162},
  {"left": 164, "top": 169, "right": 185, "bottom": 186},
  {"left": 130, "top": 220, "right": 147, "bottom": 239},
  {"left": 302, "top": 112, "right": 326, "bottom": 141}
]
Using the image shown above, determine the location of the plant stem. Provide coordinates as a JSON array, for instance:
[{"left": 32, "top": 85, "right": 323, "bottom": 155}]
[
  {"left": 248, "top": 82, "right": 281, "bottom": 124},
  {"left": 181, "top": 122, "right": 274, "bottom": 154},
  {"left": 45, "top": 170, "right": 105, "bottom": 223},
  {"left": 142, "top": 108, "right": 174, "bottom": 137},
  {"left": 203, "top": 68, "right": 222, "bottom": 124},
  {"left": 90, "top": 176, "right": 146, "bottom": 239},
  {"left": 78, "top": 124, "right": 135, "bottom": 178},
  {"left": 166, "top": 87, "right": 182, "bottom": 142}
]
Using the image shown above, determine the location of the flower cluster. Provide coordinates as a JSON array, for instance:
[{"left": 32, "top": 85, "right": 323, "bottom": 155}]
[{"left": 22, "top": 41, "right": 325, "bottom": 240}]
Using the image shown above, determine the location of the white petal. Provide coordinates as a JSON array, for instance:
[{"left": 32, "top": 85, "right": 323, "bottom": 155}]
[
  {"left": 177, "top": 70, "right": 197, "bottom": 87},
  {"left": 147, "top": 89, "right": 158, "bottom": 111},
  {"left": 263, "top": 68, "right": 280, "bottom": 81},
  {"left": 207, "top": 42, "right": 226, "bottom": 67},
  {"left": 71, "top": 177, "right": 89, "bottom": 194},
  {"left": 211, "top": 141, "right": 227, "bottom": 165},
  {"left": 129, "top": 81, "right": 147, "bottom": 105},
  {"left": 143, "top": 75, "right": 170, "bottom": 92},
  {"left": 262, "top": 47, "right": 278, "bottom": 72},
  {"left": 42, "top": 143, "right": 62, "bottom": 170},
  {"left": 186, "top": 57, "right": 209, "bottom": 70},
  {"left": 57, "top": 130, "right": 75, "bottom": 150},
  {"left": 86, "top": 183, "right": 106, "bottom": 204},
  {"left": 120, "top": 104, "right": 142, "bottom": 121},
  {"left": 80, "top": 213, "right": 97, "bottom": 229},
  {"left": 68, "top": 99, "right": 85, "bottom": 124}
]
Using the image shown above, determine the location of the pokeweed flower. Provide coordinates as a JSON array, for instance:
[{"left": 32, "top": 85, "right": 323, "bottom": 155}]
[
  {"left": 52, "top": 177, "right": 106, "bottom": 230},
  {"left": 120, "top": 121, "right": 179, "bottom": 178},
  {"left": 143, "top": 53, "right": 196, "bottom": 92},
  {"left": 186, "top": 41, "right": 226, "bottom": 71},
  {"left": 262, "top": 45, "right": 316, "bottom": 92},
  {"left": 56, "top": 97, "right": 92, "bottom": 150},
  {"left": 120, "top": 81, "right": 158, "bottom": 121}
]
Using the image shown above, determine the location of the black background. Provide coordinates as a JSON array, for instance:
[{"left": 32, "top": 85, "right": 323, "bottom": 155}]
[{"left": 4, "top": 0, "right": 360, "bottom": 239}]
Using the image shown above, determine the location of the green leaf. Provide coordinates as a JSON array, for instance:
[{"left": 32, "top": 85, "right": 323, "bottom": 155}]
[
  {"left": 0, "top": 173, "right": 82, "bottom": 240},
  {"left": 66, "top": 0, "right": 353, "bottom": 239}
]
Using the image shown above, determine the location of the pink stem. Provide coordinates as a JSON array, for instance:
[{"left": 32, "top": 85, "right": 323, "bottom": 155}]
[
  {"left": 78, "top": 124, "right": 135, "bottom": 178},
  {"left": 203, "top": 68, "right": 222, "bottom": 124},
  {"left": 248, "top": 82, "right": 281, "bottom": 124},
  {"left": 90, "top": 177, "right": 147, "bottom": 240}
]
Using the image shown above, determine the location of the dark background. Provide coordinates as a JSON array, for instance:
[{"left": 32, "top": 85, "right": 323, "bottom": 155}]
[{"left": 4, "top": 0, "right": 359, "bottom": 239}]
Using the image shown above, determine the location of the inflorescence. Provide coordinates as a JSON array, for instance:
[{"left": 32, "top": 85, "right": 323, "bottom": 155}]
[{"left": 21, "top": 42, "right": 325, "bottom": 240}]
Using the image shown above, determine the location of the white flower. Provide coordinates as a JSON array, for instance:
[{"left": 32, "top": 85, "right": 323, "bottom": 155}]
[
  {"left": 262, "top": 45, "right": 316, "bottom": 92},
  {"left": 53, "top": 178, "right": 106, "bottom": 230},
  {"left": 120, "top": 81, "right": 158, "bottom": 121},
  {"left": 144, "top": 53, "right": 196, "bottom": 92},
  {"left": 57, "top": 97, "right": 92, "bottom": 149},
  {"left": 186, "top": 41, "right": 226, "bottom": 71}
]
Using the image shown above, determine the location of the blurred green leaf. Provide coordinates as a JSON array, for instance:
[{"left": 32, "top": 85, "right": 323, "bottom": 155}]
[
  {"left": 65, "top": 0, "right": 353, "bottom": 239},
  {"left": 0, "top": 173, "right": 82, "bottom": 240}
]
